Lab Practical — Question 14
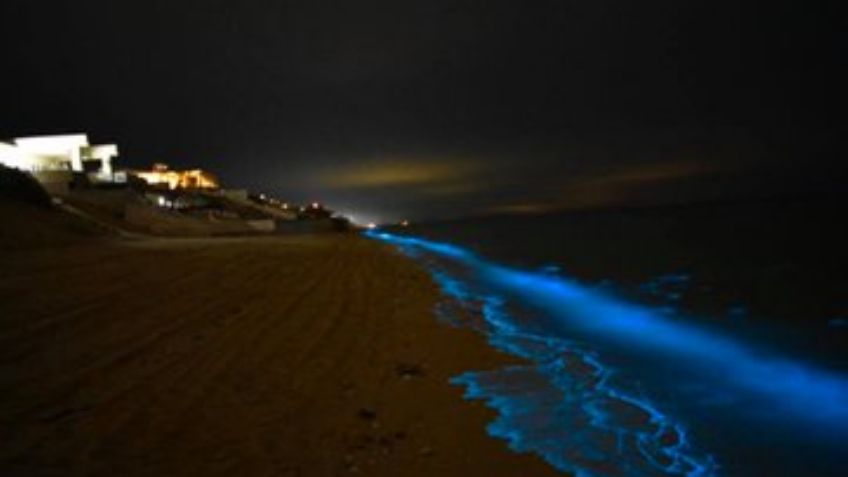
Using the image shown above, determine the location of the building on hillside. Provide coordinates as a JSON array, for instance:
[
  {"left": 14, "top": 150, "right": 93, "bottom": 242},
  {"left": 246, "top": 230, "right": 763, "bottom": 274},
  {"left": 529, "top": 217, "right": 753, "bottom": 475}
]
[
  {"left": 0, "top": 134, "right": 119, "bottom": 178},
  {"left": 129, "top": 163, "right": 219, "bottom": 190},
  {"left": 0, "top": 134, "right": 121, "bottom": 194}
]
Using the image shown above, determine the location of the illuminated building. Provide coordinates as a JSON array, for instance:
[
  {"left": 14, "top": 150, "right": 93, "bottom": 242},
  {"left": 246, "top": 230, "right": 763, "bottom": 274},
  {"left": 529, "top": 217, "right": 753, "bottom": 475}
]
[
  {"left": 130, "top": 163, "right": 219, "bottom": 190},
  {"left": 0, "top": 134, "right": 118, "bottom": 179}
]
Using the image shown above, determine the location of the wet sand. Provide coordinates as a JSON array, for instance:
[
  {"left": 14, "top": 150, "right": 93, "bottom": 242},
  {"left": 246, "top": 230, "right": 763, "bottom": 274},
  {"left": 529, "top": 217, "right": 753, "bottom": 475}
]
[{"left": 0, "top": 230, "right": 560, "bottom": 476}]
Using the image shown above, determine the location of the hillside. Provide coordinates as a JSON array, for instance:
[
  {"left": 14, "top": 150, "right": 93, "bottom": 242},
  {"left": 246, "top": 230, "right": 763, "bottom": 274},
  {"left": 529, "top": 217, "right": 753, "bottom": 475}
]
[{"left": 0, "top": 166, "right": 108, "bottom": 249}]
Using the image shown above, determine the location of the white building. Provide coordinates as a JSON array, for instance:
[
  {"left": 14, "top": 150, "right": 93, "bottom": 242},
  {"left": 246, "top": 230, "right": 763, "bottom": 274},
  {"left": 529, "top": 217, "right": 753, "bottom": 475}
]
[{"left": 0, "top": 134, "right": 119, "bottom": 180}]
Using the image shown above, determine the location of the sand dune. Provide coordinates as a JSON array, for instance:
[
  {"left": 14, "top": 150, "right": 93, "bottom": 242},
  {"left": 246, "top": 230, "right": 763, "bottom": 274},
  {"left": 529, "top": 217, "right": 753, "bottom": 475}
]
[{"left": 0, "top": 232, "right": 559, "bottom": 476}]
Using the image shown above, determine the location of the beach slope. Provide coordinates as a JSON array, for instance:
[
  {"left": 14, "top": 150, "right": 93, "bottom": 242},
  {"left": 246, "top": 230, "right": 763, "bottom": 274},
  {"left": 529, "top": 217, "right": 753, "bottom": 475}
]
[{"left": 0, "top": 227, "right": 559, "bottom": 476}]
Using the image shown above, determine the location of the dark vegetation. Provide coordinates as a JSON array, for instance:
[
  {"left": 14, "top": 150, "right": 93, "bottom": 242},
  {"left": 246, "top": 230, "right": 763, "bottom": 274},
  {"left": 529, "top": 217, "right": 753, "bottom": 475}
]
[{"left": 0, "top": 164, "right": 51, "bottom": 207}]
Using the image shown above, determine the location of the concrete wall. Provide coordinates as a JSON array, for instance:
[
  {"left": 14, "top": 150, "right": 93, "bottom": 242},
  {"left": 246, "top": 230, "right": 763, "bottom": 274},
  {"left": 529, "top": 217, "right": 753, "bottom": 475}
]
[
  {"left": 221, "top": 189, "right": 249, "bottom": 202},
  {"left": 124, "top": 202, "right": 272, "bottom": 236},
  {"left": 31, "top": 170, "right": 74, "bottom": 196},
  {"left": 246, "top": 220, "right": 276, "bottom": 232}
]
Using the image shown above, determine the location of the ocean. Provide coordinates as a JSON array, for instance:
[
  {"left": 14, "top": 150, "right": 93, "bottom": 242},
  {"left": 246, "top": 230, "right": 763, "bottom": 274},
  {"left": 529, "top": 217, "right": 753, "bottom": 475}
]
[{"left": 367, "top": 197, "right": 848, "bottom": 477}]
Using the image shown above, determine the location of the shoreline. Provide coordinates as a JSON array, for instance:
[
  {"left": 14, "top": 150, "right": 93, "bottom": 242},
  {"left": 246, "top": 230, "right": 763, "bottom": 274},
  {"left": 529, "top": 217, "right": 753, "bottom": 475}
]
[{"left": 0, "top": 232, "right": 561, "bottom": 476}]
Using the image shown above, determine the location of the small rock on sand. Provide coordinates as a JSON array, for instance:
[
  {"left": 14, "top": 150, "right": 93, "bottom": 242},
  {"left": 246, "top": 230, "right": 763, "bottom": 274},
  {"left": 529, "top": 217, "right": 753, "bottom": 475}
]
[{"left": 357, "top": 408, "right": 377, "bottom": 421}]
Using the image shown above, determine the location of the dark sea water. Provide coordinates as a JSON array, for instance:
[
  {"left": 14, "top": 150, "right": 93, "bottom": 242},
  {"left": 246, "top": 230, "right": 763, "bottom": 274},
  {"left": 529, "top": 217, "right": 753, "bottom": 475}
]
[{"left": 367, "top": 198, "right": 848, "bottom": 477}]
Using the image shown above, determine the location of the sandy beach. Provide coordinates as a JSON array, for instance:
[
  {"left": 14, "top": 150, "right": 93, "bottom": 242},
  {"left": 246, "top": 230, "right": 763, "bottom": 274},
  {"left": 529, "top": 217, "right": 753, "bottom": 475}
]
[{"left": 0, "top": 206, "right": 559, "bottom": 476}]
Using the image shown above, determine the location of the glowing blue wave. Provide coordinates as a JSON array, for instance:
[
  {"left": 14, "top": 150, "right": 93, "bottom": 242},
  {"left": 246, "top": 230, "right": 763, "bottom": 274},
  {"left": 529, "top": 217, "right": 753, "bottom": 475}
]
[{"left": 367, "top": 231, "right": 848, "bottom": 476}]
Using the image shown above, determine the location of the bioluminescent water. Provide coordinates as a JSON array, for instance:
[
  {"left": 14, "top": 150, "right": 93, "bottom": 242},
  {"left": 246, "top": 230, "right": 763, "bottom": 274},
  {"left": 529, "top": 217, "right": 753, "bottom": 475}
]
[{"left": 366, "top": 230, "right": 848, "bottom": 477}]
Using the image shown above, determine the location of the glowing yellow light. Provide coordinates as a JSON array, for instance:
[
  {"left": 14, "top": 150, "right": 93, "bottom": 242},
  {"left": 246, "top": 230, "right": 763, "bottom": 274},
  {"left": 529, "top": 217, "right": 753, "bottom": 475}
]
[
  {"left": 401, "top": 220, "right": 409, "bottom": 227},
  {"left": 132, "top": 166, "right": 219, "bottom": 190},
  {"left": 367, "top": 223, "right": 377, "bottom": 230},
  {"left": 311, "top": 202, "right": 320, "bottom": 209}
]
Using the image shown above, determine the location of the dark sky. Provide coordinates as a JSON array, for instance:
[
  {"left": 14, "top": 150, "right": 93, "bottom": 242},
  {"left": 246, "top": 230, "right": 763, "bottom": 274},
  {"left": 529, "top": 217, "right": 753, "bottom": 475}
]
[{"left": 2, "top": 1, "right": 845, "bottom": 222}]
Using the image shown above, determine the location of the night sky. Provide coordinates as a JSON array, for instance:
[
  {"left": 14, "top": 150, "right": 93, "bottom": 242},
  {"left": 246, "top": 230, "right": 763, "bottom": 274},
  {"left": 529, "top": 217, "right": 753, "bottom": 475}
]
[{"left": 2, "top": 1, "right": 845, "bottom": 222}]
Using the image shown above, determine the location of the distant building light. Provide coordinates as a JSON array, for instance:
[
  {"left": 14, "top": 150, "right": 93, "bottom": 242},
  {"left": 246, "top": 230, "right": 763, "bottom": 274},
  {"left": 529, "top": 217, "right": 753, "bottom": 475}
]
[
  {"left": 401, "top": 220, "right": 410, "bottom": 227},
  {"left": 311, "top": 202, "right": 320, "bottom": 209},
  {"left": 367, "top": 223, "right": 377, "bottom": 230},
  {"left": 282, "top": 203, "right": 289, "bottom": 209},
  {"left": 131, "top": 166, "right": 219, "bottom": 190}
]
